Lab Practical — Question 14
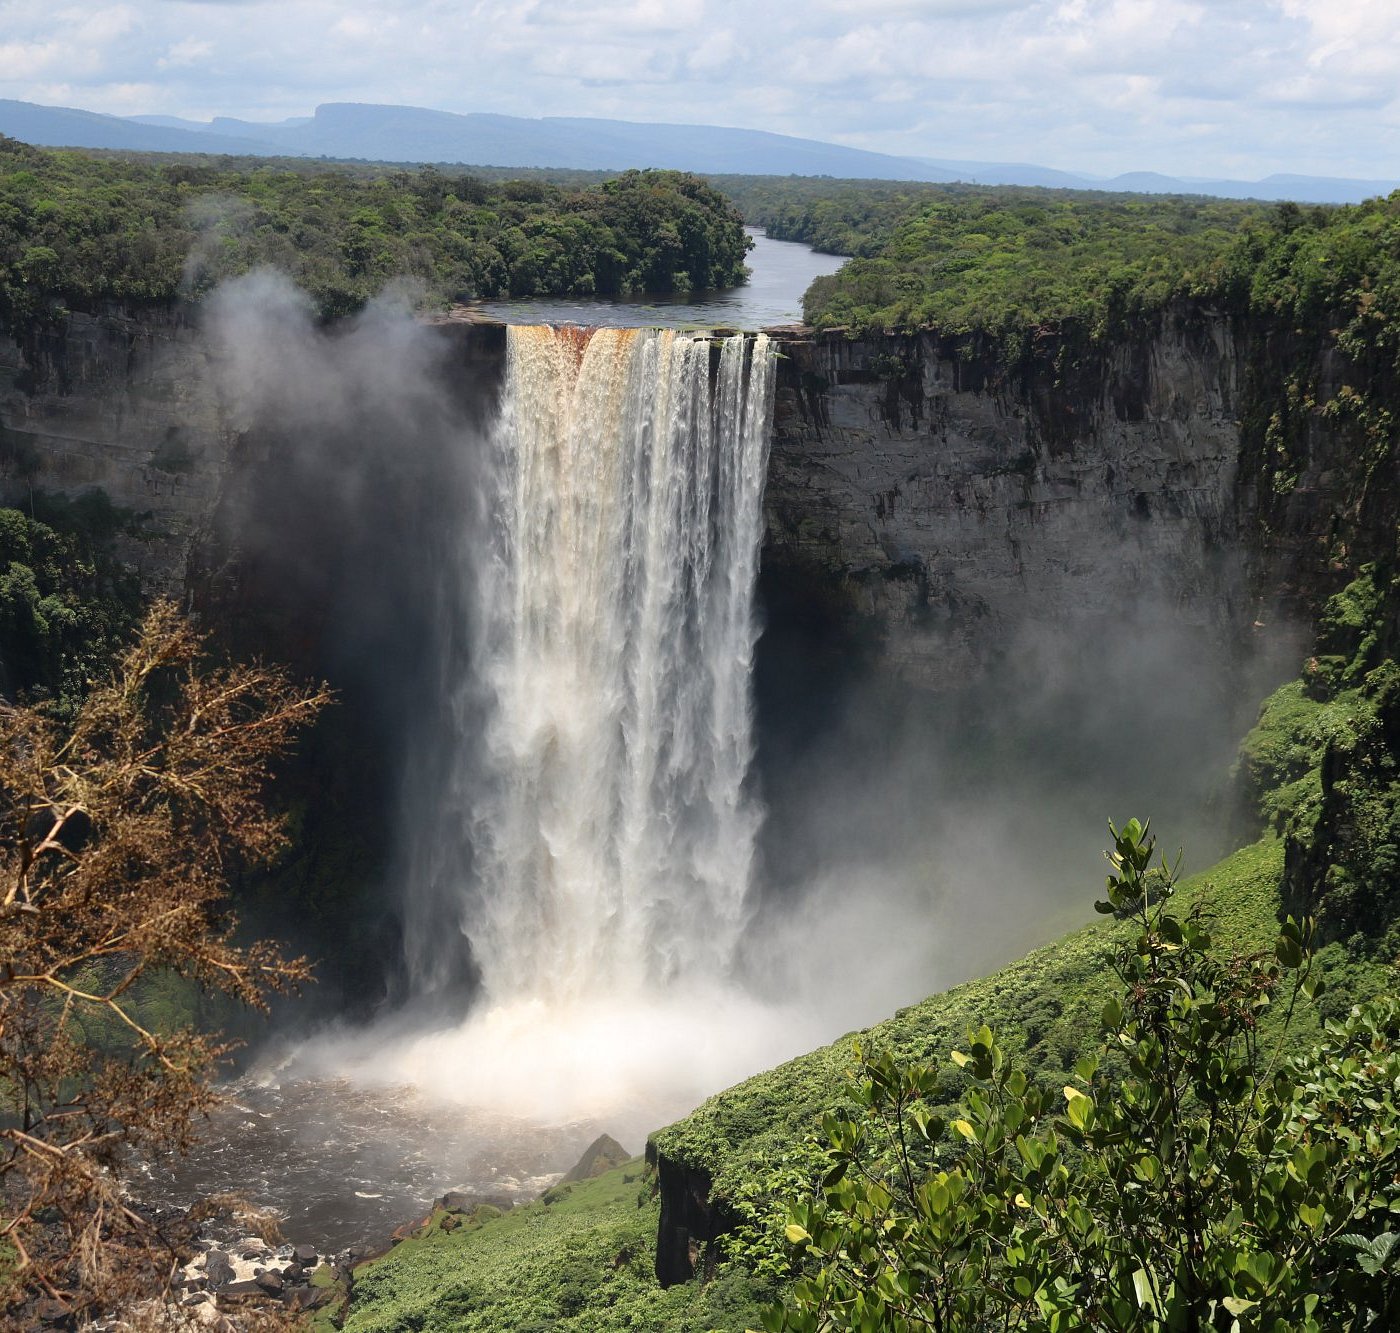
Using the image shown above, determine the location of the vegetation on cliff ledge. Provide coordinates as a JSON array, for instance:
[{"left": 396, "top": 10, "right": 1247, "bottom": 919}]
[
  {"left": 0, "top": 135, "right": 750, "bottom": 324},
  {"left": 738, "top": 176, "right": 1400, "bottom": 381},
  {"left": 0, "top": 494, "right": 144, "bottom": 716}
]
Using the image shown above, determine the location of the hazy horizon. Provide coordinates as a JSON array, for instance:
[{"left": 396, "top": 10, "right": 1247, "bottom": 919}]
[{"left": 0, "top": 2, "right": 1396, "bottom": 184}]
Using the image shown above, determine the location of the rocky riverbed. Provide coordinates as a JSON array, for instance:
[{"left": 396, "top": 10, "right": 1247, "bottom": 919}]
[{"left": 137, "top": 1073, "right": 600, "bottom": 1254}]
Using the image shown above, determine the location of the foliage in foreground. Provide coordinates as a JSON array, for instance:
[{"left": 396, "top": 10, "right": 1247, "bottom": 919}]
[
  {"left": 0, "top": 602, "right": 328, "bottom": 1320},
  {"left": 766, "top": 820, "right": 1400, "bottom": 1332},
  {"left": 0, "top": 135, "right": 750, "bottom": 325}
]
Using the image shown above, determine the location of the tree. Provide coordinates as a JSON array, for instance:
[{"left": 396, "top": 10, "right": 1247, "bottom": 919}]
[
  {"left": 0, "top": 600, "right": 329, "bottom": 1322},
  {"left": 767, "top": 820, "right": 1400, "bottom": 1332}
]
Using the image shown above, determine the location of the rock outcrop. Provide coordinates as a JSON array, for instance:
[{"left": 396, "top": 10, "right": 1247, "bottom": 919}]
[
  {"left": 0, "top": 304, "right": 225, "bottom": 592},
  {"left": 562, "top": 1133, "right": 631, "bottom": 1183},
  {"left": 646, "top": 1140, "right": 736, "bottom": 1288}
]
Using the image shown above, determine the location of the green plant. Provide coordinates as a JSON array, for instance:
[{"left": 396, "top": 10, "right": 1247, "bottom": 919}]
[
  {"left": 0, "top": 138, "right": 750, "bottom": 325},
  {"left": 766, "top": 820, "right": 1400, "bottom": 1332}
]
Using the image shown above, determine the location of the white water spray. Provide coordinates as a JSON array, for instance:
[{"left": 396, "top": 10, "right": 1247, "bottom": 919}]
[{"left": 469, "top": 326, "right": 775, "bottom": 1002}]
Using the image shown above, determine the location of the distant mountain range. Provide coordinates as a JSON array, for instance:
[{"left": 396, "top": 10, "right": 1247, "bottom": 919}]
[{"left": 2, "top": 97, "right": 1395, "bottom": 206}]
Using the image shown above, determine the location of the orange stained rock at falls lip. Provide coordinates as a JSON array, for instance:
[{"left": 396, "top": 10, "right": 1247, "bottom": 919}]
[{"left": 553, "top": 324, "right": 594, "bottom": 368}]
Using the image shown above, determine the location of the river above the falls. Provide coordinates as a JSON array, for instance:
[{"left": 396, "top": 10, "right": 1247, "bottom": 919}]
[{"left": 466, "top": 227, "right": 845, "bottom": 329}]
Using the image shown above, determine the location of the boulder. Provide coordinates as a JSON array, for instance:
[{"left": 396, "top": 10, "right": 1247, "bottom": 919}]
[
  {"left": 34, "top": 1297, "right": 70, "bottom": 1326},
  {"left": 203, "top": 1250, "right": 235, "bottom": 1288},
  {"left": 284, "top": 1286, "right": 335, "bottom": 1312}
]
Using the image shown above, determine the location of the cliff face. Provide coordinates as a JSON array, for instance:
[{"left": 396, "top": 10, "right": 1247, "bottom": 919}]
[
  {"left": 764, "top": 311, "right": 1257, "bottom": 688},
  {"left": 0, "top": 305, "right": 225, "bottom": 592},
  {"left": 0, "top": 305, "right": 1365, "bottom": 679}
]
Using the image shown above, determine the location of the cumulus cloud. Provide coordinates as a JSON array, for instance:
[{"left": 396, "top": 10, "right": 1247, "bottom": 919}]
[{"left": 0, "top": 0, "right": 1394, "bottom": 178}]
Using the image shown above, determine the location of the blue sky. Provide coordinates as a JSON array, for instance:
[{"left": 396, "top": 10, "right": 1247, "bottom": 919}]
[{"left": 1, "top": 0, "right": 1396, "bottom": 180}]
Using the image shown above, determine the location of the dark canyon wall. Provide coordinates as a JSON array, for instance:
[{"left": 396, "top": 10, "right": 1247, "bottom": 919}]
[
  {"left": 0, "top": 303, "right": 223, "bottom": 593},
  {"left": 763, "top": 308, "right": 1366, "bottom": 691},
  {"left": 0, "top": 303, "right": 1373, "bottom": 679}
]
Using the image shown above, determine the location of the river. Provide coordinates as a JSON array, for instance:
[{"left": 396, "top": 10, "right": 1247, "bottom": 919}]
[{"left": 467, "top": 226, "right": 845, "bottom": 329}]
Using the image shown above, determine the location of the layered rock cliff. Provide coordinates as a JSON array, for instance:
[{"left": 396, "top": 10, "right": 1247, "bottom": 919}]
[
  {"left": 764, "top": 310, "right": 1331, "bottom": 691},
  {"left": 0, "top": 304, "right": 224, "bottom": 592},
  {"left": 0, "top": 303, "right": 1370, "bottom": 674}
]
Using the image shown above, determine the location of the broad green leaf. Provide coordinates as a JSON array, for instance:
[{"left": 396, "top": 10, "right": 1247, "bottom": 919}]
[{"left": 1222, "top": 1297, "right": 1258, "bottom": 1316}]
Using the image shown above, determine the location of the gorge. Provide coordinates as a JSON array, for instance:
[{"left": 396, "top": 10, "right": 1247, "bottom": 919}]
[{"left": 0, "top": 253, "right": 1393, "bottom": 1283}]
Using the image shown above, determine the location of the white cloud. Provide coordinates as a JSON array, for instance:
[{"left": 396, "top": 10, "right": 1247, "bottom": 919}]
[
  {"left": 158, "top": 38, "right": 213, "bottom": 68},
  {"left": 0, "top": 40, "right": 66, "bottom": 80},
  {"left": 0, "top": 0, "right": 1393, "bottom": 179}
]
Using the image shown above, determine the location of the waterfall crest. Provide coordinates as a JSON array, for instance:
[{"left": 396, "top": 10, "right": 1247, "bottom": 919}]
[{"left": 463, "top": 325, "right": 775, "bottom": 1003}]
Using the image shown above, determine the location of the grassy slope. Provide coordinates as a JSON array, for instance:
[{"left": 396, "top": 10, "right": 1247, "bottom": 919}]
[
  {"left": 653, "top": 837, "right": 1293, "bottom": 1196},
  {"left": 334, "top": 1162, "right": 773, "bottom": 1333},
  {"left": 337, "top": 568, "right": 1400, "bottom": 1330},
  {"left": 341, "top": 829, "right": 1394, "bottom": 1332}
]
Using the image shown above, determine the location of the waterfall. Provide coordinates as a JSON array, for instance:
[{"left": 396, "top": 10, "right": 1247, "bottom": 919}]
[{"left": 454, "top": 325, "right": 774, "bottom": 1003}]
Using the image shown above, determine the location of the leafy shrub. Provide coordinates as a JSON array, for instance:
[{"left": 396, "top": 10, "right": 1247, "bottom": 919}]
[{"left": 766, "top": 820, "right": 1400, "bottom": 1332}]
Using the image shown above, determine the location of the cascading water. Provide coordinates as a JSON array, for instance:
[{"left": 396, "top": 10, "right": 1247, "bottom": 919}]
[
  {"left": 287, "top": 321, "right": 801, "bottom": 1131},
  {"left": 468, "top": 326, "right": 775, "bottom": 1002},
  {"left": 353, "top": 325, "right": 789, "bottom": 1126}
]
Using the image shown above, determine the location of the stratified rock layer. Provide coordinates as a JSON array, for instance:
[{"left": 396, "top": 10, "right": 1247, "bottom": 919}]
[
  {"left": 765, "top": 314, "right": 1254, "bottom": 687},
  {"left": 0, "top": 304, "right": 224, "bottom": 591}
]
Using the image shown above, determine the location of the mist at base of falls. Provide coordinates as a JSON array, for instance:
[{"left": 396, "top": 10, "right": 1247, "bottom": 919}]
[{"left": 285, "top": 988, "right": 824, "bottom": 1144}]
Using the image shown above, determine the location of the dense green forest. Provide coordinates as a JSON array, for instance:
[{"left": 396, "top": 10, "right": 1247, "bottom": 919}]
[
  {"left": 729, "top": 172, "right": 1400, "bottom": 373},
  {"left": 0, "top": 493, "right": 144, "bottom": 715},
  {"left": 0, "top": 137, "right": 749, "bottom": 324},
  {"left": 798, "top": 192, "right": 1259, "bottom": 338},
  {"left": 719, "top": 175, "right": 1013, "bottom": 255}
]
